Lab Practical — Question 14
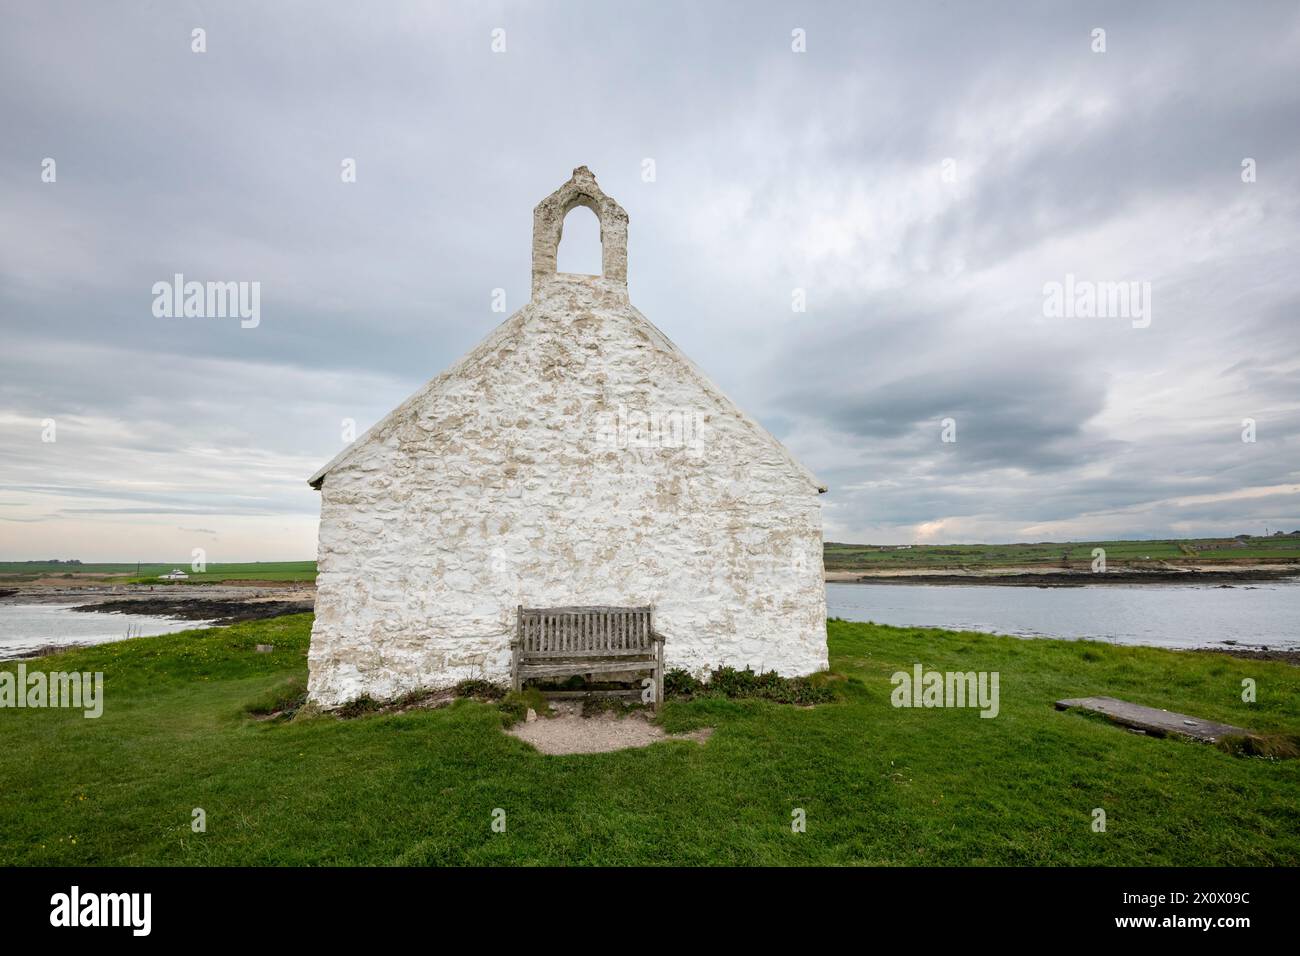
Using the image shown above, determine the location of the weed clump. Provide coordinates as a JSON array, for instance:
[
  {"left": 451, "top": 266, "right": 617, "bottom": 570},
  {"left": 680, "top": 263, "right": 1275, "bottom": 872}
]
[
  {"left": 1216, "top": 733, "right": 1300, "bottom": 760},
  {"left": 665, "top": 666, "right": 838, "bottom": 705},
  {"left": 336, "top": 694, "right": 383, "bottom": 719},
  {"left": 498, "top": 687, "right": 551, "bottom": 727},
  {"left": 244, "top": 677, "right": 308, "bottom": 720},
  {"left": 580, "top": 696, "right": 640, "bottom": 718},
  {"left": 454, "top": 679, "right": 507, "bottom": 701}
]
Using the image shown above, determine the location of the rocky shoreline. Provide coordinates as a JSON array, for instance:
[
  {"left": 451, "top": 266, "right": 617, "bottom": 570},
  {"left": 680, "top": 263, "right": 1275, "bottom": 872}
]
[
  {"left": 1194, "top": 645, "right": 1300, "bottom": 666},
  {"left": 1, "top": 583, "right": 316, "bottom": 627},
  {"left": 70, "top": 596, "right": 314, "bottom": 626}
]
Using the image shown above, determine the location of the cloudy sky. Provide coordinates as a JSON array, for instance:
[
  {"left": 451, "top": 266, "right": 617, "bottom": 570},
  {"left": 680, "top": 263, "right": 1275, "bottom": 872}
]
[{"left": 2, "top": 1, "right": 1298, "bottom": 562}]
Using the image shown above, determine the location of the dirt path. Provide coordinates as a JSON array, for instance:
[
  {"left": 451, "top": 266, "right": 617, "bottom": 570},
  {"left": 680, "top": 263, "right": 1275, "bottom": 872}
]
[{"left": 506, "top": 702, "right": 713, "bottom": 755}]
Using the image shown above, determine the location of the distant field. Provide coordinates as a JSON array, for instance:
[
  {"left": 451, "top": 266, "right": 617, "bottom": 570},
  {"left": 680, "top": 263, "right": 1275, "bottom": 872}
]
[
  {"left": 0, "top": 561, "right": 317, "bottom": 585},
  {"left": 2, "top": 535, "right": 1297, "bottom": 584},
  {"left": 824, "top": 535, "right": 1300, "bottom": 571}
]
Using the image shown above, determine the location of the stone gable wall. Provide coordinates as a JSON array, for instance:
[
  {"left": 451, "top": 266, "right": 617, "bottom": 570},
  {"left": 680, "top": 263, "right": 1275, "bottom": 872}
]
[{"left": 307, "top": 275, "right": 827, "bottom": 707}]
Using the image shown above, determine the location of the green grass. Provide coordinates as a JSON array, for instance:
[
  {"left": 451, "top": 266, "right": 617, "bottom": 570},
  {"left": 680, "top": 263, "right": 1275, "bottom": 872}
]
[{"left": 2, "top": 616, "right": 1298, "bottom": 865}]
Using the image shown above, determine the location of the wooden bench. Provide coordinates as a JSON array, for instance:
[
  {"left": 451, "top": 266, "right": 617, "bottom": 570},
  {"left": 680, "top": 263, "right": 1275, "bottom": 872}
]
[{"left": 511, "top": 605, "right": 665, "bottom": 710}]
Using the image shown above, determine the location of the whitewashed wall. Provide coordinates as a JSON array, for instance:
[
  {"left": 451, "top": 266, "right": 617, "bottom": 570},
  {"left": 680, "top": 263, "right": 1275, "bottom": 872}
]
[{"left": 307, "top": 274, "right": 827, "bottom": 707}]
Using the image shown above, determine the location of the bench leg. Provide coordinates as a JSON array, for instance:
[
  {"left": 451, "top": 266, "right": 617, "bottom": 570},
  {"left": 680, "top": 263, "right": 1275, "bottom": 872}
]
[
  {"left": 654, "top": 639, "right": 665, "bottom": 712},
  {"left": 511, "top": 605, "right": 522, "bottom": 693}
]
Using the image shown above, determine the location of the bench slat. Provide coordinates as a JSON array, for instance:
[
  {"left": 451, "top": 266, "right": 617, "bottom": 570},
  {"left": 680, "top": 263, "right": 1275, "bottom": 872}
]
[
  {"left": 524, "top": 648, "right": 657, "bottom": 659},
  {"left": 518, "top": 610, "right": 654, "bottom": 651},
  {"left": 520, "top": 605, "right": 651, "bottom": 614},
  {"left": 519, "top": 660, "right": 657, "bottom": 678}
]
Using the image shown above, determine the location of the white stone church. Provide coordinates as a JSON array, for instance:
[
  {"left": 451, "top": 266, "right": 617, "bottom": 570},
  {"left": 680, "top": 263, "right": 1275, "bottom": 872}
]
[{"left": 306, "top": 167, "right": 828, "bottom": 707}]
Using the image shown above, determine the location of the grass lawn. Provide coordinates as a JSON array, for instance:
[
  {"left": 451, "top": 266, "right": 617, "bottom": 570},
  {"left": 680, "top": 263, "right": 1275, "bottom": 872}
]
[{"left": 2, "top": 616, "right": 1297, "bottom": 865}]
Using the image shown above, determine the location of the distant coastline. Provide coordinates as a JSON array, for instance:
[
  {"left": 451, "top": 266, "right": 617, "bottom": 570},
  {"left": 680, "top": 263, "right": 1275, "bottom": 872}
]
[
  {"left": 823, "top": 533, "right": 1300, "bottom": 586},
  {"left": 825, "top": 566, "right": 1300, "bottom": 587},
  {"left": 3, "top": 535, "right": 1299, "bottom": 596}
]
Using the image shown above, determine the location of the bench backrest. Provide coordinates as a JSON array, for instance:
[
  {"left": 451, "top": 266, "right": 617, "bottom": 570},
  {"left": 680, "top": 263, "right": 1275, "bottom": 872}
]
[{"left": 517, "top": 606, "right": 654, "bottom": 658}]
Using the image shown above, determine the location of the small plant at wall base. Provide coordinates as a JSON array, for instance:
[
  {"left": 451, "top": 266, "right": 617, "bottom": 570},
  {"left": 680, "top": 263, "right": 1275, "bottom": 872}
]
[
  {"left": 453, "top": 679, "right": 507, "bottom": 701},
  {"left": 665, "top": 666, "right": 839, "bottom": 705},
  {"left": 336, "top": 694, "right": 384, "bottom": 719}
]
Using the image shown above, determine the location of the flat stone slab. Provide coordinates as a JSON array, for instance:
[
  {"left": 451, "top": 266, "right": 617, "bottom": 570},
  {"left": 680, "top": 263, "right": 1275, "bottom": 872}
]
[{"left": 1055, "top": 696, "right": 1252, "bottom": 743}]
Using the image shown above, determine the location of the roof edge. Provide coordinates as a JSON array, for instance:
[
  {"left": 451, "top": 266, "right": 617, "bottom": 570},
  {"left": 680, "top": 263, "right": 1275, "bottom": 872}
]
[
  {"left": 307, "top": 304, "right": 534, "bottom": 490},
  {"left": 627, "top": 305, "right": 827, "bottom": 496}
]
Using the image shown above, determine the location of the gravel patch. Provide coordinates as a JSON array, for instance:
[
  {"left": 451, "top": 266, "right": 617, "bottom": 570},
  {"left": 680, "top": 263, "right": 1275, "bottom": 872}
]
[{"left": 506, "top": 702, "right": 713, "bottom": 755}]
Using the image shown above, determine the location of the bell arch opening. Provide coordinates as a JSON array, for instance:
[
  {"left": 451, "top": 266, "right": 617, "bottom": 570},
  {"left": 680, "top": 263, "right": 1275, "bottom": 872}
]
[
  {"left": 530, "top": 167, "right": 629, "bottom": 296},
  {"left": 555, "top": 204, "right": 603, "bottom": 277}
]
